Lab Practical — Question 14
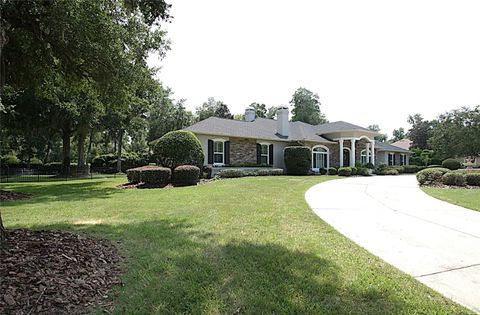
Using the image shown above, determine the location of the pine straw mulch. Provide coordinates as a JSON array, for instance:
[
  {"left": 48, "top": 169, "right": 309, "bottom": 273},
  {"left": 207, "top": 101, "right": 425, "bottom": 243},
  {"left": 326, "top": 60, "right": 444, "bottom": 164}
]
[
  {"left": 0, "top": 190, "right": 31, "bottom": 202},
  {"left": 0, "top": 229, "right": 123, "bottom": 314}
]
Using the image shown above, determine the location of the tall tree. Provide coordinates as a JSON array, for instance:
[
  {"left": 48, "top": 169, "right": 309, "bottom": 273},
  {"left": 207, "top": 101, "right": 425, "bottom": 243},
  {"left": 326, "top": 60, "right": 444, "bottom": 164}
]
[
  {"left": 195, "top": 97, "right": 233, "bottom": 120},
  {"left": 368, "top": 124, "right": 388, "bottom": 142},
  {"left": 290, "top": 87, "right": 327, "bottom": 125},
  {"left": 266, "top": 106, "right": 278, "bottom": 119},
  {"left": 213, "top": 102, "right": 233, "bottom": 119},
  {"left": 249, "top": 102, "right": 267, "bottom": 118},
  {"left": 391, "top": 127, "right": 406, "bottom": 142},
  {"left": 407, "top": 114, "right": 434, "bottom": 149}
]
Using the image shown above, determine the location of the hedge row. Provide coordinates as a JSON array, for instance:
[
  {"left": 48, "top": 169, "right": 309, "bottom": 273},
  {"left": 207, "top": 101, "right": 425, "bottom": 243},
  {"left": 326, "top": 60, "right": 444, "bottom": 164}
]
[
  {"left": 126, "top": 165, "right": 200, "bottom": 187},
  {"left": 416, "top": 168, "right": 480, "bottom": 187},
  {"left": 216, "top": 168, "right": 284, "bottom": 178}
]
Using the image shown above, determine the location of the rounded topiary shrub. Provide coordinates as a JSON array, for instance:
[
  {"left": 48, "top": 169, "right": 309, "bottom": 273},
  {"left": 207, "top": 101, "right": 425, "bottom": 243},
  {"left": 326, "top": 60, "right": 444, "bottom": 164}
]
[
  {"left": 441, "top": 171, "right": 466, "bottom": 186},
  {"left": 140, "top": 166, "right": 171, "bottom": 186},
  {"left": 153, "top": 130, "right": 204, "bottom": 170},
  {"left": 328, "top": 167, "right": 337, "bottom": 175},
  {"left": 442, "top": 158, "right": 462, "bottom": 170},
  {"left": 173, "top": 165, "right": 200, "bottom": 186},
  {"left": 350, "top": 166, "right": 357, "bottom": 175},
  {"left": 338, "top": 167, "right": 353, "bottom": 176},
  {"left": 283, "top": 146, "right": 312, "bottom": 175},
  {"left": 319, "top": 167, "right": 328, "bottom": 175},
  {"left": 356, "top": 167, "right": 370, "bottom": 176},
  {"left": 466, "top": 173, "right": 480, "bottom": 186},
  {"left": 416, "top": 167, "right": 450, "bottom": 185}
]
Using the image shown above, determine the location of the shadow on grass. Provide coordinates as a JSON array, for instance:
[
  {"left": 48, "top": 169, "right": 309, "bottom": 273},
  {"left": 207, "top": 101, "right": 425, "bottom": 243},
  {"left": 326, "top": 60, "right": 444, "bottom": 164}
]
[
  {"left": 25, "top": 219, "right": 407, "bottom": 315},
  {"left": 0, "top": 180, "right": 120, "bottom": 206}
]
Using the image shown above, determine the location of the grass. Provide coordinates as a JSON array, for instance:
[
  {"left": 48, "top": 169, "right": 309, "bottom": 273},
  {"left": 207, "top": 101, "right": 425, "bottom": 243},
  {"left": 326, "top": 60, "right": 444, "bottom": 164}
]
[
  {"left": 422, "top": 187, "right": 480, "bottom": 211},
  {"left": 1, "top": 176, "right": 472, "bottom": 314}
]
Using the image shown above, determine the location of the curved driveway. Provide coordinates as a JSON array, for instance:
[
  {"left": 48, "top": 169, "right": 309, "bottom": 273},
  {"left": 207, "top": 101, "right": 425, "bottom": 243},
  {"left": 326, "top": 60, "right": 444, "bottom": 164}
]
[{"left": 305, "top": 175, "right": 480, "bottom": 313}]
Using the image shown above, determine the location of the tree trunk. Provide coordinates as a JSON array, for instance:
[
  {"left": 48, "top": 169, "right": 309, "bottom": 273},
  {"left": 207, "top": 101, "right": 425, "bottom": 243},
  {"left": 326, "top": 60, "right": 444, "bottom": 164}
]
[
  {"left": 77, "top": 128, "right": 87, "bottom": 174},
  {"left": 0, "top": 211, "right": 6, "bottom": 246},
  {"left": 62, "top": 121, "right": 72, "bottom": 175},
  {"left": 43, "top": 140, "right": 51, "bottom": 164},
  {"left": 116, "top": 129, "right": 124, "bottom": 173}
]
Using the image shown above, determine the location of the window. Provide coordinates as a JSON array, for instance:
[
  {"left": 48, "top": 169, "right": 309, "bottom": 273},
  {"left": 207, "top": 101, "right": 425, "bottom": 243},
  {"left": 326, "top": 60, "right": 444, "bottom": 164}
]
[
  {"left": 312, "top": 146, "right": 328, "bottom": 169},
  {"left": 400, "top": 154, "right": 407, "bottom": 166},
  {"left": 213, "top": 141, "right": 224, "bottom": 164},
  {"left": 260, "top": 144, "right": 269, "bottom": 164},
  {"left": 361, "top": 149, "right": 368, "bottom": 164},
  {"left": 388, "top": 153, "right": 395, "bottom": 166}
]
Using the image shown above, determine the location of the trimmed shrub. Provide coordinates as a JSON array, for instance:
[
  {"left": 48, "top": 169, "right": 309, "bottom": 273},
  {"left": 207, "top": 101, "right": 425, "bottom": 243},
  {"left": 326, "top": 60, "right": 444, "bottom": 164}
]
[
  {"left": 416, "top": 167, "right": 450, "bottom": 185},
  {"left": 153, "top": 130, "right": 204, "bottom": 170},
  {"left": 254, "top": 169, "right": 284, "bottom": 176},
  {"left": 126, "top": 166, "right": 148, "bottom": 183},
  {"left": 393, "top": 166, "right": 405, "bottom": 174},
  {"left": 140, "top": 166, "right": 171, "bottom": 186},
  {"left": 403, "top": 165, "right": 424, "bottom": 174},
  {"left": 319, "top": 168, "right": 328, "bottom": 175},
  {"left": 29, "top": 157, "right": 44, "bottom": 168},
  {"left": 466, "top": 173, "right": 480, "bottom": 186},
  {"left": 442, "top": 158, "right": 462, "bottom": 170},
  {"left": 365, "top": 162, "right": 375, "bottom": 169},
  {"left": 357, "top": 167, "right": 371, "bottom": 176},
  {"left": 216, "top": 169, "right": 246, "bottom": 178},
  {"left": 173, "top": 165, "right": 200, "bottom": 186},
  {"left": 350, "top": 166, "right": 358, "bottom": 175},
  {"left": 374, "top": 164, "right": 398, "bottom": 176},
  {"left": 338, "top": 167, "right": 353, "bottom": 176},
  {"left": 441, "top": 171, "right": 466, "bottom": 186},
  {"left": 283, "top": 146, "right": 311, "bottom": 175},
  {"left": 328, "top": 167, "right": 337, "bottom": 175},
  {"left": 202, "top": 165, "right": 213, "bottom": 179}
]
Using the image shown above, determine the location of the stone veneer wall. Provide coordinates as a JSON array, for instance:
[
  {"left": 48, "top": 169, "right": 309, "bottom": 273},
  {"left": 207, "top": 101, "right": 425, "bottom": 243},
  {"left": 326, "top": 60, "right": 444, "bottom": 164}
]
[
  {"left": 229, "top": 137, "right": 257, "bottom": 165},
  {"left": 304, "top": 141, "right": 340, "bottom": 168}
]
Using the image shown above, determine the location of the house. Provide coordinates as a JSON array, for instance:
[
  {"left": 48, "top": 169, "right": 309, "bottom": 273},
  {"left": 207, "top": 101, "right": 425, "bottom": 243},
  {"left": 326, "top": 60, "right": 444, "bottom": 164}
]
[
  {"left": 391, "top": 138, "right": 413, "bottom": 151},
  {"left": 185, "top": 107, "right": 411, "bottom": 170}
]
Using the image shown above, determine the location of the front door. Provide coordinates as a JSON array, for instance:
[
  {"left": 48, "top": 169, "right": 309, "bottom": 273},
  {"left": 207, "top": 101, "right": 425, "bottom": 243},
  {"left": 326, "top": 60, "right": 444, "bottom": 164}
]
[{"left": 343, "top": 149, "right": 350, "bottom": 166}]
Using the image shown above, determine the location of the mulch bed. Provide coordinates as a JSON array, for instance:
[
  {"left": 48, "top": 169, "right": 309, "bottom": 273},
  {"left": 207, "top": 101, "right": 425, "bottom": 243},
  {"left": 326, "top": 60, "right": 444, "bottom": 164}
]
[
  {"left": 0, "top": 190, "right": 31, "bottom": 202},
  {"left": 0, "top": 229, "right": 123, "bottom": 314}
]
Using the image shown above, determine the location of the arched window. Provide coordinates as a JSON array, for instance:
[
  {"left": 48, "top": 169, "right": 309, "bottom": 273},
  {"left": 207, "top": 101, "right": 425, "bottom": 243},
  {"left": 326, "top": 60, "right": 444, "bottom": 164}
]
[
  {"left": 361, "top": 149, "right": 367, "bottom": 164},
  {"left": 312, "top": 146, "right": 329, "bottom": 170}
]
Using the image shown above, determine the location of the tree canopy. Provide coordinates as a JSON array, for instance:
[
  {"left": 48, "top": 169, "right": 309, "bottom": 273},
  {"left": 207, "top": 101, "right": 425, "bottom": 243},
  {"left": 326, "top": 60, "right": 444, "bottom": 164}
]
[{"left": 290, "top": 88, "right": 328, "bottom": 125}]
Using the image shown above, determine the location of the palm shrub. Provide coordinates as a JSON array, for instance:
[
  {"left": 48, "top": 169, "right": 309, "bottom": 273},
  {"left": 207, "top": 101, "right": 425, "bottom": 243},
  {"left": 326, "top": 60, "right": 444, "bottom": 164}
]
[
  {"left": 416, "top": 167, "right": 450, "bottom": 185},
  {"left": 153, "top": 130, "right": 204, "bottom": 170},
  {"left": 173, "top": 165, "right": 200, "bottom": 186},
  {"left": 283, "top": 146, "right": 311, "bottom": 175},
  {"left": 442, "top": 158, "right": 462, "bottom": 170}
]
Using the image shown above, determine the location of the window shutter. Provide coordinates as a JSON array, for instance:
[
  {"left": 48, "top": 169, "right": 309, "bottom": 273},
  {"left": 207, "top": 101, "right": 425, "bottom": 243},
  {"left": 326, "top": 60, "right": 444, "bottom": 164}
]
[
  {"left": 207, "top": 140, "right": 214, "bottom": 164},
  {"left": 393, "top": 154, "right": 396, "bottom": 165},
  {"left": 224, "top": 141, "right": 230, "bottom": 165},
  {"left": 269, "top": 144, "right": 274, "bottom": 165},
  {"left": 256, "top": 144, "right": 261, "bottom": 164}
]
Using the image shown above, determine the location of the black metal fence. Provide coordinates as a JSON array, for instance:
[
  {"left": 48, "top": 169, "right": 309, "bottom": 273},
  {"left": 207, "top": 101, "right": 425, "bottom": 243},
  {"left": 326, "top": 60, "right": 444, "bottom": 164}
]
[{"left": 0, "top": 166, "right": 120, "bottom": 183}]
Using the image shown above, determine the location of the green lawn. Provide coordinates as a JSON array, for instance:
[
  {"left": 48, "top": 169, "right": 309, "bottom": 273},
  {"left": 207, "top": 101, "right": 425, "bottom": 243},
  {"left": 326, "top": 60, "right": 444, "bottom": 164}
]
[
  {"left": 1, "top": 176, "right": 471, "bottom": 314},
  {"left": 422, "top": 187, "right": 480, "bottom": 211}
]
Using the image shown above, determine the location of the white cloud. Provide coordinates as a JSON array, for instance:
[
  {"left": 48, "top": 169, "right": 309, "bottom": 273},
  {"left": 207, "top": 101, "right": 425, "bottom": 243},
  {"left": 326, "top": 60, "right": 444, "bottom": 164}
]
[{"left": 149, "top": 0, "right": 480, "bottom": 136}]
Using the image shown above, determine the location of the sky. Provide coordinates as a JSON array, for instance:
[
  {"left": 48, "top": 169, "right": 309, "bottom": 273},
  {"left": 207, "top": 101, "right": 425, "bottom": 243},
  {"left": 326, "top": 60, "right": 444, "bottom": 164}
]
[{"left": 148, "top": 0, "right": 480, "bottom": 137}]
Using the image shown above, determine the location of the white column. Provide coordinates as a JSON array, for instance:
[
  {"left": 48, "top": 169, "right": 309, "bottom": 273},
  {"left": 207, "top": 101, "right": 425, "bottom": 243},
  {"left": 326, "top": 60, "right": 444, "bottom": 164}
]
[
  {"left": 366, "top": 143, "right": 370, "bottom": 164},
  {"left": 339, "top": 138, "right": 344, "bottom": 167},
  {"left": 370, "top": 140, "right": 375, "bottom": 165},
  {"left": 350, "top": 138, "right": 356, "bottom": 167}
]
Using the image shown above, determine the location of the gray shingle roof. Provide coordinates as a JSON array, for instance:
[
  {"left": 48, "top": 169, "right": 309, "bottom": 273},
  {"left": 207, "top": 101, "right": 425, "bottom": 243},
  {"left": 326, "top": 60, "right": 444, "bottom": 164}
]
[
  {"left": 375, "top": 140, "right": 411, "bottom": 153},
  {"left": 314, "top": 121, "right": 378, "bottom": 134},
  {"left": 185, "top": 117, "right": 334, "bottom": 143}
]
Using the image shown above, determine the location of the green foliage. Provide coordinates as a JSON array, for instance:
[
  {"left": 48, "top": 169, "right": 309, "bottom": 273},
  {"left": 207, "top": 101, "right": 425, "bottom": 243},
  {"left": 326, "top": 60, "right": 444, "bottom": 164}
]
[
  {"left": 466, "top": 173, "right": 480, "bottom": 186},
  {"left": 153, "top": 130, "right": 204, "bottom": 170},
  {"left": 253, "top": 169, "right": 284, "bottom": 176},
  {"left": 249, "top": 103, "right": 267, "bottom": 118},
  {"left": 91, "top": 153, "right": 147, "bottom": 171},
  {"left": 403, "top": 165, "right": 425, "bottom": 174},
  {"left": 126, "top": 167, "right": 143, "bottom": 184},
  {"left": 393, "top": 166, "right": 405, "bottom": 174},
  {"left": 416, "top": 167, "right": 450, "bottom": 185},
  {"left": 284, "top": 146, "right": 312, "bottom": 175},
  {"left": 442, "top": 158, "right": 462, "bottom": 170},
  {"left": 29, "top": 157, "right": 44, "bottom": 168},
  {"left": 374, "top": 164, "right": 399, "bottom": 176},
  {"left": 356, "top": 167, "right": 371, "bottom": 176},
  {"left": 368, "top": 125, "right": 388, "bottom": 142},
  {"left": 1, "top": 154, "right": 21, "bottom": 167},
  {"left": 407, "top": 114, "right": 434, "bottom": 150},
  {"left": 441, "top": 171, "right": 466, "bottom": 186},
  {"left": 140, "top": 166, "right": 171, "bottom": 186},
  {"left": 173, "top": 165, "right": 200, "bottom": 187},
  {"left": 202, "top": 165, "right": 213, "bottom": 179},
  {"left": 328, "top": 167, "right": 338, "bottom": 175},
  {"left": 195, "top": 97, "right": 233, "bottom": 121},
  {"left": 392, "top": 128, "right": 406, "bottom": 142},
  {"left": 338, "top": 167, "right": 353, "bottom": 176},
  {"left": 216, "top": 169, "right": 246, "bottom": 178},
  {"left": 290, "top": 88, "right": 327, "bottom": 125},
  {"left": 351, "top": 167, "right": 357, "bottom": 175},
  {"left": 319, "top": 168, "right": 328, "bottom": 175}
]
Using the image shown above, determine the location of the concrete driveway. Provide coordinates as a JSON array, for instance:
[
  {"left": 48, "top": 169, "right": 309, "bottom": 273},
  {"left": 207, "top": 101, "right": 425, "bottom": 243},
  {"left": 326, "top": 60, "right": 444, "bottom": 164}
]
[{"left": 305, "top": 175, "right": 480, "bottom": 313}]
